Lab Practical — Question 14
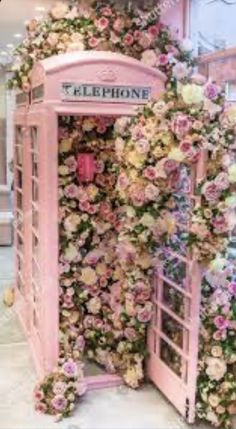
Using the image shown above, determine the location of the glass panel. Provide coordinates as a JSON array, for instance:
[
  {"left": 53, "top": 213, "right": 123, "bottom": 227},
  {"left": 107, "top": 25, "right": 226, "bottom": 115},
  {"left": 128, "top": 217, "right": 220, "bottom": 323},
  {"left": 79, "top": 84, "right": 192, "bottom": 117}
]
[
  {"left": 163, "top": 282, "right": 189, "bottom": 319},
  {"left": 16, "top": 191, "right": 23, "bottom": 210},
  {"left": 161, "top": 311, "right": 186, "bottom": 349},
  {"left": 17, "top": 253, "right": 23, "bottom": 272},
  {"left": 162, "top": 254, "right": 187, "bottom": 286},
  {"left": 15, "top": 146, "right": 23, "bottom": 167},
  {"left": 160, "top": 339, "right": 182, "bottom": 377},
  {"left": 32, "top": 207, "right": 39, "bottom": 229},
  {"left": 15, "top": 126, "right": 23, "bottom": 145},
  {"left": 16, "top": 169, "right": 23, "bottom": 189},
  {"left": 32, "top": 180, "right": 38, "bottom": 202},
  {"left": 32, "top": 153, "right": 39, "bottom": 177},
  {"left": 16, "top": 273, "right": 23, "bottom": 292},
  {"left": 31, "top": 127, "right": 38, "bottom": 151},
  {"left": 32, "top": 258, "right": 40, "bottom": 283},
  {"left": 32, "top": 233, "right": 39, "bottom": 253}
]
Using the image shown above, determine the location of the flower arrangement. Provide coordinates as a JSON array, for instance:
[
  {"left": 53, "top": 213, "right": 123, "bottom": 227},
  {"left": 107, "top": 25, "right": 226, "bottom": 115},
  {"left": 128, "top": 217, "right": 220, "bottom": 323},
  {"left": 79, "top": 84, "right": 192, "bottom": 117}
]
[
  {"left": 34, "top": 358, "right": 87, "bottom": 420},
  {"left": 10, "top": 0, "right": 236, "bottom": 427}
]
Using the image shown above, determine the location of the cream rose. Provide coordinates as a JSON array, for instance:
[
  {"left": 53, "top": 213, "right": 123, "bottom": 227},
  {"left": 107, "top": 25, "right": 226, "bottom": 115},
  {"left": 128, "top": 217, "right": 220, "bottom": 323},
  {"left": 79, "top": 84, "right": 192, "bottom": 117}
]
[
  {"left": 50, "top": 2, "right": 69, "bottom": 20},
  {"left": 127, "top": 151, "right": 146, "bottom": 168},
  {"left": 168, "top": 147, "right": 185, "bottom": 162},
  {"left": 228, "top": 164, "right": 236, "bottom": 183},
  {"left": 80, "top": 267, "right": 97, "bottom": 285},
  {"left": 208, "top": 394, "right": 220, "bottom": 408},
  {"left": 181, "top": 83, "right": 204, "bottom": 105},
  {"left": 224, "top": 105, "right": 236, "bottom": 126},
  {"left": 65, "top": 243, "right": 78, "bottom": 262},
  {"left": 58, "top": 165, "right": 69, "bottom": 176},
  {"left": 206, "top": 357, "right": 227, "bottom": 381},
  {"left": 140, "top": 213, "right": 155, "bottom": 228}
]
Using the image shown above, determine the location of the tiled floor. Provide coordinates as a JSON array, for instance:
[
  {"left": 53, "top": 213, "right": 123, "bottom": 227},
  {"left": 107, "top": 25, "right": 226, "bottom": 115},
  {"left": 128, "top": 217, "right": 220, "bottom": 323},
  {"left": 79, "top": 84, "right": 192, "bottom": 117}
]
[{"left": 0, "top": 247, "right": 217, "bottom": 429}]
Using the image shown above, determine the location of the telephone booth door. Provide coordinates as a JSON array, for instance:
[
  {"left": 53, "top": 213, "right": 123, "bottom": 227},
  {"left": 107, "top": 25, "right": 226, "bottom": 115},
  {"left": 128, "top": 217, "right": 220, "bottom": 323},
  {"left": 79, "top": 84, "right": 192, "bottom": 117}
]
[{"left": 148, "top": 152, "right": 207, "bottom": 423}]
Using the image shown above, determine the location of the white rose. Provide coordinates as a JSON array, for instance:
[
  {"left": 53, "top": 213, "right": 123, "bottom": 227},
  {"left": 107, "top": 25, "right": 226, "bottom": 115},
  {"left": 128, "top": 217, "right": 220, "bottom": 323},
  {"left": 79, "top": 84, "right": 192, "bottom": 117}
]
[
  {"left": 65, "top": 243, "right": 78, "bottom": 262},
  {"left": 140, "top": 213, "right": 155, "bottom": 228},
  {"left": 181, "top": 84, "right": 204, "bottom": 105},
  {"left": 126, "top": 206, "right": 136, "bottom": 218},
  {"left": 228, "top": 164, "right": 236, "bottom": 183},
  {"left": 67, "top": 41, "right": 85, "bottom": 52},
  {"left": 206, "top": 357, "right": 227, "bottom": 381},
  {"left": 64, "top": 214, "right": 81, "bottom": 233},
  {"left": 50, "top": 2, "right": 69, "bottom": 20},
  {"left": 168, "top": 147, "right": 185, "bottom": 162}
]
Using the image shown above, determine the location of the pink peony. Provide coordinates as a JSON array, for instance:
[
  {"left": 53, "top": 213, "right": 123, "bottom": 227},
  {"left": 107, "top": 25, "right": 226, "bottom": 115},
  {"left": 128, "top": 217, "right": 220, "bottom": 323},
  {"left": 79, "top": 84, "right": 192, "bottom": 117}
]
[
  {"left": 171, "top": 114, "right": 192, "bottom": 137},
  {"left": 143, "top": 166, "right": 157, "bottom": 181},
  {"left": 51, "top": 395, "right": 67, "bottom": 411}
]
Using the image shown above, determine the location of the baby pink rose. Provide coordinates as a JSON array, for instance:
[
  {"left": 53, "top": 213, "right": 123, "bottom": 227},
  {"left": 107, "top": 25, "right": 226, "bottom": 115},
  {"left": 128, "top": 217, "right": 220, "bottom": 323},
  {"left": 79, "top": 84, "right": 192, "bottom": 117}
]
[
  {"left": 113, "top": 17, "right": 125, "bottom": 33},
  {"left": 64, "top": 184, "right": 78, "bottom": 199},
  {"left": 137, "top": 305, "right": 152, "bottom": 323},
  {"left": 214, "top": 315, "right": 229, "bottom": 330},
  {"left": 214, "top": 172, "right": 230, "bottom": 191},
  {"left": 65, "top": 156, "right": 77, "bottom": 172},
  {"left": 124, "top": 327, "right": 137, "bottom": 341},
  {"left": 145, "top": 184, "right": 159, "bottom": 201}
]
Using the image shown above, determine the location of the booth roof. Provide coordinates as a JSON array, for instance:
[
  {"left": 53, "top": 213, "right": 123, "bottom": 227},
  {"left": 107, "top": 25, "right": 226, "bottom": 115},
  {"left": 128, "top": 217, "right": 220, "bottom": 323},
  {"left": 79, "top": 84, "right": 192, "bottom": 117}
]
[{"left": 33, "top": 50, "right": 167, "bottom": 82}]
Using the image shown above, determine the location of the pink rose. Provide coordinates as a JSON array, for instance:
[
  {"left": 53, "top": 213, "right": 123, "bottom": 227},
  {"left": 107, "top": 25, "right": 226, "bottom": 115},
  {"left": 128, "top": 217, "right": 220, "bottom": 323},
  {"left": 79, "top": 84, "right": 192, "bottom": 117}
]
[
  {"left": 171, "top": 114, "right": 192, "bottom": 137},
  {"left": 35, "top": 402, "right": 47, "bottom": 413},
  {"left": 130, "top": 186, "right": 146, "bottom": 207},
  {"left": 164, "top": 159, "right": 178, "bottom": 174},
  {"left": 213, "top": 215, "right": 228, "bottom": 234},
  {"left": 147, "top": 24, "right": 160, "bottom": 38},
  {"left": 143, "top": 166, "right": 157, "bottom": 181},
  {"left": 124, "top": 327, "right": 137, "bottom": 341},
  {"left": 88, "top": 37, "right": 99, "bottom": 48},
  {"left": 214, "top": 172, "right": 230, "bottom": 191},
  {"left": 202, "top": 181, "right": 220, "bottom": 202},
  {"left": 229, "top": 281, "right": 236, "bottom": 296},
  {"left": 123, "top": 33, "right": 134, "bottom": 46},
  {"left": 100, "top": 6, "right": 112, "bottom": 16},
  {"left": 113, "top": 17, "right": 125, "bottom": 33},
  {"left": 79, "top": 200, "right": 91, "bottom": 212},
  {"left": 214, "top": 315, "right": 229, "bottom": 330},
  {"left": 158, "top": 54, "right": 169, "bottom": 66},
  {"left": 34, "top": 390, "right": 44, "bottom": 401},
  {"left": 204, "top": 83, "right": 219, "bottom": 100},
  {"left": 145, "top": 184, "right": 159, "bottom": 201},
  {"left": 51, "top": 395, "right": 68, "bottom": 411},
  {"left": 95, "top": 17, "right": 109, "bottom": 31},
  {"left": 118, "top": 172, "right": 129, "bottom": 189},
  {"left": 65, "top": 156, "right": 77, "bottom": 172},
  {"left": 64, "top": 184, "right": 78, "bottom": 199},
  {"left": 137, "top": 304, "right": 152, "bottom": 323}
]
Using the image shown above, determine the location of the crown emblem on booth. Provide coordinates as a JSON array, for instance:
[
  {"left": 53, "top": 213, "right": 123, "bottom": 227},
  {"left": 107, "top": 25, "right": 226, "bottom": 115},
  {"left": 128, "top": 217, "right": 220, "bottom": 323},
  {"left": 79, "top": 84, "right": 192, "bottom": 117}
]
[{"left": 97, "top": 68, "right": 117, "bottom": 82}]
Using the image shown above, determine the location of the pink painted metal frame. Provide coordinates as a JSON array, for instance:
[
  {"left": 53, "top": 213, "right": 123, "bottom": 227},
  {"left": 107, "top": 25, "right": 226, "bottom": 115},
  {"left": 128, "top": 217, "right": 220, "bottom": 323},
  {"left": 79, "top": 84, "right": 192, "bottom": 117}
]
[
  {"left": 14, "top": 52, "right": 166, "bottom": 390},
  {"left": 148, "top": 150, "right": 207, "bottom": 423}
]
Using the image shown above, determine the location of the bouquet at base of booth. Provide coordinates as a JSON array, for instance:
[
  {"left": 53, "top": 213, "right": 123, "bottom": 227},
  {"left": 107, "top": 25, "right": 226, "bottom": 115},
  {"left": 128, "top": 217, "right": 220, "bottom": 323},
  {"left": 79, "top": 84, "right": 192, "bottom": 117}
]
[{"left": 34, "top": 359, "right": 87, "bottom": 420}]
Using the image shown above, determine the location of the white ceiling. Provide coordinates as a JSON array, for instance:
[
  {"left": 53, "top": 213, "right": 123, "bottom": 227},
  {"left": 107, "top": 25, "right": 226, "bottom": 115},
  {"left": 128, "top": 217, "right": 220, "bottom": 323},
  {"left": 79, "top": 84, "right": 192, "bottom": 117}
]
[{"left": 0, "top": 0, "right": 57, "bottom": 63}]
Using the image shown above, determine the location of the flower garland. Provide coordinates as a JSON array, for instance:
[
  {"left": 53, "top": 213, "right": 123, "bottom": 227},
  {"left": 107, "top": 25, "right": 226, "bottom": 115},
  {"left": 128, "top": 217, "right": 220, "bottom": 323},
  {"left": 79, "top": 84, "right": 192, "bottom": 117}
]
[{"left": 10, "top": 0, "right": 236, "bottom": 427}]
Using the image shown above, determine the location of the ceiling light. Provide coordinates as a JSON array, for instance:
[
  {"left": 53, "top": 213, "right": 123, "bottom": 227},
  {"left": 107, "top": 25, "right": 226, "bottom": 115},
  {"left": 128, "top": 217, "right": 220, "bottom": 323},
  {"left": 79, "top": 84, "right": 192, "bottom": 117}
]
[
  {"left": 0, "top": 51, "right": 8, "bottom": 56},
  {"left": 6, "top": 44, "right": 14, "bottom": 49},
  {"left": 13, "top": 34, "right": 23, "bottom": 39},
  {"left": 35, "top": 6, "right": 46, "bottom": 12}
]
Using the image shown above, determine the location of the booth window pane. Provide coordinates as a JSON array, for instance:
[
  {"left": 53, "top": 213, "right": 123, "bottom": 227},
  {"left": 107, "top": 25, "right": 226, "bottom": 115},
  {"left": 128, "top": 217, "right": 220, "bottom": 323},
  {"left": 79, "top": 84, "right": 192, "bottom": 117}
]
[{"left": 31, "top": 127, "right": 38, "bottom": 152}]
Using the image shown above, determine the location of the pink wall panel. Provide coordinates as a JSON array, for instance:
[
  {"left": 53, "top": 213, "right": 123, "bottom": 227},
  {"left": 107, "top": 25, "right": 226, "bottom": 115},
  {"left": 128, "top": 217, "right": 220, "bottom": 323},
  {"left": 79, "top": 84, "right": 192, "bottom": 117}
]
[{"left": 161, "top": 0, "right": 189, "bottom": 39}]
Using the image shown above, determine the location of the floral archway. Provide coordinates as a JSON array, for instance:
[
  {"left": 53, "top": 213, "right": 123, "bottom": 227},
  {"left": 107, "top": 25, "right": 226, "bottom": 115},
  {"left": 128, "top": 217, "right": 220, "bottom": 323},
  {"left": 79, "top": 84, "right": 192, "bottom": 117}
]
[{"left": 11, "top": 1, "right": 236, "bottom": 427}]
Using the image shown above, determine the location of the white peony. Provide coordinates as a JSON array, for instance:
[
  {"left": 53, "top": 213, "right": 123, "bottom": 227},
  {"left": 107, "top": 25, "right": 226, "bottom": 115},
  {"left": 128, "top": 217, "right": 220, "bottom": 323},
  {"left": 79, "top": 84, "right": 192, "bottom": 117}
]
[
  {"left": 206, "top": 357, "right": 227, "bottom": 381},
  {"left": 228, "top": 164, "right": 236, "bottom": 183},
  {"left": 50, "top": 2, "right": 69, "bottom": 20},
  {"left": 181, "top": 84, "right": 204, "bottom": 105}
]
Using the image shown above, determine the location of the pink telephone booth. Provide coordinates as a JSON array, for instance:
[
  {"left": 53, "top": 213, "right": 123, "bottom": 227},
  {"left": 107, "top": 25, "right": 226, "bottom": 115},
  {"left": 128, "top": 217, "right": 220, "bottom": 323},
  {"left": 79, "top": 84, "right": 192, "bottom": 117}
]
[{"left": 13, "top": 51, "right": 204, "bottom": 423}]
